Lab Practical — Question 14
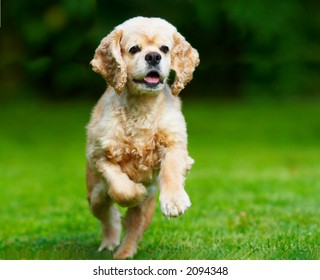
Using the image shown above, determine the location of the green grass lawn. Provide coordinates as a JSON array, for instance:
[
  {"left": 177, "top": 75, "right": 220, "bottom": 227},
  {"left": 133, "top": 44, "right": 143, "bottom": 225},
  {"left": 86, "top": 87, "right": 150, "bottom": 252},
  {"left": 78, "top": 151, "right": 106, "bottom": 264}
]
[{"left": 0, "top": 98, "right": 319, "bottom": 260}]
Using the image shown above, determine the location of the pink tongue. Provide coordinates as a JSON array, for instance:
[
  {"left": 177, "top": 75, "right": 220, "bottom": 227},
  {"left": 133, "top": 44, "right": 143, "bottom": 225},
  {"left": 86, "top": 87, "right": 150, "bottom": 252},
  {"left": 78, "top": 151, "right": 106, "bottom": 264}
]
[{"left": 144, "top": 76, "right": 160, "bottom": 84}]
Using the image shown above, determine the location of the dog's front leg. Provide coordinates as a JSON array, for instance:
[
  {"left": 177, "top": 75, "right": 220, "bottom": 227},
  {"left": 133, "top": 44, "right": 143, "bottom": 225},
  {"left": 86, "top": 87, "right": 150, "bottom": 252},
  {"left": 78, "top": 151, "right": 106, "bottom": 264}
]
[
  {"left": 92, "top": 156, "right": 147, "bottom": 207},
  {"left": 159, "top": 147, "right": 193, "bottom": 218}
]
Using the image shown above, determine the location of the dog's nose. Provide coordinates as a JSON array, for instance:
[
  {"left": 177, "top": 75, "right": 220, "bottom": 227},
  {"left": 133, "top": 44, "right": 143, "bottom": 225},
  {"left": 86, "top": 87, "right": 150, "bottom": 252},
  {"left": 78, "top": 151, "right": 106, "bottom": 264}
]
[{"left": 145, "top": 52, "right": 162, "bottom": 66}]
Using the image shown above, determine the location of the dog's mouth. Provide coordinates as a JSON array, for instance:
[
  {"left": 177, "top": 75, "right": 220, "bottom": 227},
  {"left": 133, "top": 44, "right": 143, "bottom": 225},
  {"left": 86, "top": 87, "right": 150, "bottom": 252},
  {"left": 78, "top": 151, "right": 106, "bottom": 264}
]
[{"left": 133, "top": 71, "right": 163, "bottom": 88}]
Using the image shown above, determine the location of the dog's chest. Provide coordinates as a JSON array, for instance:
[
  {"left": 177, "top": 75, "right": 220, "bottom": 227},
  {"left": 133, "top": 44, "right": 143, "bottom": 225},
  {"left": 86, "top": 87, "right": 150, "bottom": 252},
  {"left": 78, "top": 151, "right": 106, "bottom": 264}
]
[{"left": 105, "top": 108, "right": 168, "bottom": 183}]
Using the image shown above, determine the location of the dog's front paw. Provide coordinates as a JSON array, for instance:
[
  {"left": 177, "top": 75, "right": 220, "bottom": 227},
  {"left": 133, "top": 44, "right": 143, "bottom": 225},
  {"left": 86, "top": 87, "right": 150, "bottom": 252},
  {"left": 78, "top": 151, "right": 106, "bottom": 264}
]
[
  {"left": 108, "top": 180, "right": 147, "bottom": 208},
  {"left": 160, "top": 189, "right": 191, "bottom": 218}
]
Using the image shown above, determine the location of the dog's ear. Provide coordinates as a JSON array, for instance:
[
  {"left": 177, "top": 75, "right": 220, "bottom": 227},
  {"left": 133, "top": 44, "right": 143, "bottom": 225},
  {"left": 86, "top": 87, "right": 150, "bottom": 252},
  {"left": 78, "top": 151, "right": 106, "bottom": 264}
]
[
  {"left": 170, "top": 32, "right": 200, "bottom": 96},
  {"left": 91, "top": 29, "right": 127, "bottom": 94}
]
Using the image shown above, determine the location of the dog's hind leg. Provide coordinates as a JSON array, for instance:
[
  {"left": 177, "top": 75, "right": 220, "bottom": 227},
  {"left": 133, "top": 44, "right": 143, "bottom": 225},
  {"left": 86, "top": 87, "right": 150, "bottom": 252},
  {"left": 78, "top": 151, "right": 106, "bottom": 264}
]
[
  {"left": 86, "top": 164, "right": 121, "bottom": 251},
  {"left": 113, "top": 194, "right": 156, "bottom": 259}
]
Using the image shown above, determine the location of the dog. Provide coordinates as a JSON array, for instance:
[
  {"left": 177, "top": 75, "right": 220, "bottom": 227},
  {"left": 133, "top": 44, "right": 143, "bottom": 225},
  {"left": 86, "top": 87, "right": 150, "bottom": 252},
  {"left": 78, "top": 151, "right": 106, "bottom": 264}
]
[{"left": 86, "top": 16, "right": 199, "bottom": 259}]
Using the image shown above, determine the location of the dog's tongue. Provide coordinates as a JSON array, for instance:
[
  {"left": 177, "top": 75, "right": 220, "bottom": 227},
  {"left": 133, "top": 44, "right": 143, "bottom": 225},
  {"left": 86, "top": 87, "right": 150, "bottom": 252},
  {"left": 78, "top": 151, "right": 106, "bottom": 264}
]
[{"left": 144, "top": 76, "right": 160, "bottom": 84}]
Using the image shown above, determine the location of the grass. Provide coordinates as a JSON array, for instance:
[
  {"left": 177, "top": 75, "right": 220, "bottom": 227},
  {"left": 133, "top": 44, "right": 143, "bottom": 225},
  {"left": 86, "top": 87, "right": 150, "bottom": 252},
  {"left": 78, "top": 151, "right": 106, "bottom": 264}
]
[{"left": 0, "top": 98, "right": 319, "bottom": 260}]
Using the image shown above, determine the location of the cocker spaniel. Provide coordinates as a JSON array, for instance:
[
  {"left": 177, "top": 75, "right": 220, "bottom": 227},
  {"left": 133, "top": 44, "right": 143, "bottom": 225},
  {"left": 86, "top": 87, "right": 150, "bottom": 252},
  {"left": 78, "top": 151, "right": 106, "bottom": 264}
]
[{"left": 86, "top": 16, "right": 199, "bottom": 259}]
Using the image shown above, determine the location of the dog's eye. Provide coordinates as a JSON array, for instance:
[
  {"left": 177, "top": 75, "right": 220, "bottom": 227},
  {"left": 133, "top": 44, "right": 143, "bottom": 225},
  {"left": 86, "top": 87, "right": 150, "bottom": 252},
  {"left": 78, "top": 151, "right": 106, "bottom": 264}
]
[
  {"left": 129, "top": 45, "right": 141, "bottom": 55},
  {"left": 160, "top": 45, "right": 169, "bottom": 54}
]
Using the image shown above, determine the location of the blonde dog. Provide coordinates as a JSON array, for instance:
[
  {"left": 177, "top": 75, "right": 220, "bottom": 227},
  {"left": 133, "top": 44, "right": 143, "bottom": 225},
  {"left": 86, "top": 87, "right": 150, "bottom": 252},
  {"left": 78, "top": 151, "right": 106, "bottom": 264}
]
[{"left": 86, "top": 16, "right": 199, "bottom": 259}]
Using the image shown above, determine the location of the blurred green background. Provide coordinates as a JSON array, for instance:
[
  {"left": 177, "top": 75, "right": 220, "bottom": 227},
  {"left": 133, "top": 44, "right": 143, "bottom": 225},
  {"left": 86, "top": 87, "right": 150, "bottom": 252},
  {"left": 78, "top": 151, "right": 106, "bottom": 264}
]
[{"left": 1, "top": 0, "right": 320, "bottom": 101}]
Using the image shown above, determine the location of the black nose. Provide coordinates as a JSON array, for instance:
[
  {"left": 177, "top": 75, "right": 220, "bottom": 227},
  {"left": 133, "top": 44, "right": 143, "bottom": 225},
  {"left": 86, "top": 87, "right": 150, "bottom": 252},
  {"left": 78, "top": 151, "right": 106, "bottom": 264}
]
[{"left": 145, "top": 52, "right": 162, "bottom": 66}]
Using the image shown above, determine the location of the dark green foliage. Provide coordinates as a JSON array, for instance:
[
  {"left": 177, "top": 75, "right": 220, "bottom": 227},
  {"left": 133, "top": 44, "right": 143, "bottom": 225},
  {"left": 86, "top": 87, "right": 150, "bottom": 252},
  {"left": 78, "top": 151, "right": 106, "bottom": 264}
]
[{"left": 1, "top": 0, "right": 320, "bottom": 100}]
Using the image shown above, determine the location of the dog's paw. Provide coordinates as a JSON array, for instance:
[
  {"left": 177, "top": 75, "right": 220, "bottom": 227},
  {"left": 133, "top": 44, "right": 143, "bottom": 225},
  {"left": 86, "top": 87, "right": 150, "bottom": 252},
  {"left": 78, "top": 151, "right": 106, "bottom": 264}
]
[
  {"left": 113, "top": 245, "right": 137, "bottom": 260},
  {"left": 98, "top": 223, "right": 121, "bottom": 252},
  {"left": 160, "top": 189, "right": 191, "bottom": 218},
  {"left": 108, "top": 180, "right": 147, "bottom": 208},
  {"left": 98, "top": 237, "right": 120, "bottom": 252}
]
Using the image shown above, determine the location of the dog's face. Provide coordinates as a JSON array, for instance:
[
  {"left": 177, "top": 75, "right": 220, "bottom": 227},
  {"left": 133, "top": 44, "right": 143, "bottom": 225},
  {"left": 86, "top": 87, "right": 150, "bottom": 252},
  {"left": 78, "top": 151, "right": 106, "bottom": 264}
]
[
  {"left": 91, "top": 17, "right": 199, "bottom": 96},
  {"left": 120, "top": 26, "right": 173, "bottom": 94}
]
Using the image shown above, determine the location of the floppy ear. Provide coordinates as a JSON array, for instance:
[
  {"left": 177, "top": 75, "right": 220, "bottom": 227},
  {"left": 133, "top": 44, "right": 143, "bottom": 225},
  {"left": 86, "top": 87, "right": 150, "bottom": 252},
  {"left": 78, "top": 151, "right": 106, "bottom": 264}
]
[
  {"left": 170, "top": 32, "right": 200, "bottom": 96},
  {"left": 90, "top": 29, "right": 127, "bottom": 94}
]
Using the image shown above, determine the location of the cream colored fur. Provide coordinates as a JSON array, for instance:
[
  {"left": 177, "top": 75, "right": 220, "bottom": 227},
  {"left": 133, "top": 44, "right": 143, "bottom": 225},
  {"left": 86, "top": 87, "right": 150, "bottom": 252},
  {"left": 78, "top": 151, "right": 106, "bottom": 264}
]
[{"left": 86, "top": 16, "right": 199, "bottom": 259}]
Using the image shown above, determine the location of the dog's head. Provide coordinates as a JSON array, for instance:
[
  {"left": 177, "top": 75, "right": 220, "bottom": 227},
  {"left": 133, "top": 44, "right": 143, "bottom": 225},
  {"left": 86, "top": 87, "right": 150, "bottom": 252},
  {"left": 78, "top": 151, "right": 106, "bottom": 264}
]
[{"left": 91, "top": 17, "right": 199, "bottom": 95}]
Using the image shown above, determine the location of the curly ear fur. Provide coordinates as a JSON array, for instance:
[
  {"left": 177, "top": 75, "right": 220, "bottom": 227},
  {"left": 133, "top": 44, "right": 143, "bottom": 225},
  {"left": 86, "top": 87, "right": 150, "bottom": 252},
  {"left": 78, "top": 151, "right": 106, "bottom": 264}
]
[
  {"left": 91, "top": 29, "right": 127, "bottom": 94},
  {"left": 170, "top": 32, "right": 200, "bottom": 96}
]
